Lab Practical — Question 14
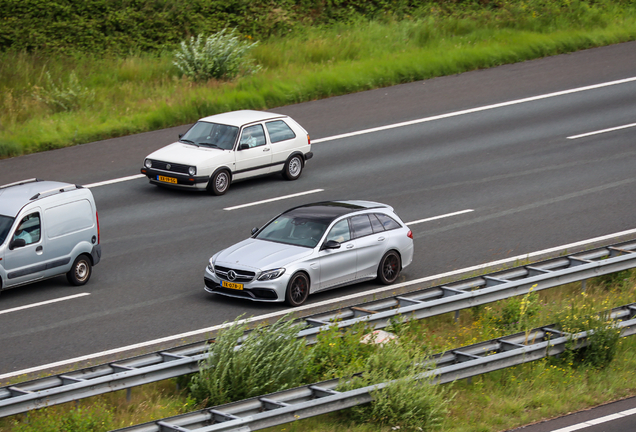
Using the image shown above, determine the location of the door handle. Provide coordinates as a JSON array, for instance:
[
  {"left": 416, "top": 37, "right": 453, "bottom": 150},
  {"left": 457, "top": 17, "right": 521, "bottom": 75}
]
[
  {"left": 263, "top": 147, "right": 270, "bottom": 152},
  {"left": 36, "top": 246, "right": 43, "bottom": 252},
  {"left": 377, "top": 237, "right": 386, "bottom": 242},
  {"left": 346, "top": 244, "right": 354, "bottom": 249}
]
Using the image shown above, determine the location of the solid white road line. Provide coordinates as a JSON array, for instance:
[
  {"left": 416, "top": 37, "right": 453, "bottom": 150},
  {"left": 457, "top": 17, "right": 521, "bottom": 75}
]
[
  {"left": 406, "top": 209, "right": 474, "bottom": 226},
  {"left": 2, "top": 226, "right": 636, "bottom": 380},
  {"left": 567, "top": 122, "right": 636, "bottom": 139},
  {"left": 550, "top": 407, "right": 636, "bottom": 431},
  {"left": 84, "top": 174, "right": 145, "bottom": 188},
  {"left": 0, "top": 293, "right": 90, "bottom": 316},
  {"left": 223, "top": 189, "right": 324, "bottom": 210},
  {"left": 312, "top": 77, "right": 636, "bottom": 144}
]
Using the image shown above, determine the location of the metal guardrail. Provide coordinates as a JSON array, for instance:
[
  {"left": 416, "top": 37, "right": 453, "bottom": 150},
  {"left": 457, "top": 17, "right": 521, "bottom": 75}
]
[
  {"left": 114, "top": 303, "right": 636, "bottom": 432},
  {"left": 1, "top": 241, "right": 635, "bottom": 418}
]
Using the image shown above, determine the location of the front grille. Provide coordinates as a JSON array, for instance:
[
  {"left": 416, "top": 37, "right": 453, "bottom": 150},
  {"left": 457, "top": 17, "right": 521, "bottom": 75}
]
[
  {"left": 215, "top": 265, "right": 255, "bottom": 283},
  {"left": 149, "top": 160, "right": 190, "bottom": 174}
]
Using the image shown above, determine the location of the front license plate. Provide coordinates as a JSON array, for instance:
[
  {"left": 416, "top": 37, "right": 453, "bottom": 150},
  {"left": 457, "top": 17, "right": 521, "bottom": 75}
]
[
  {"left": 157, "top": 175, "right": 177, "bottom": 184},
  {"left": 222, "top": 280, "right": 244, "bottom": 290}
]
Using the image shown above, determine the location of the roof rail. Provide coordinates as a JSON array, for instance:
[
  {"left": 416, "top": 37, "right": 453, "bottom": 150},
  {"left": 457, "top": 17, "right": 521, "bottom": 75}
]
[
  {"left": 30, "top": 184, "right": 83, "bottom": 201},
  {"left": 0, "top": 178, "right": 42, "bottom": 190}
]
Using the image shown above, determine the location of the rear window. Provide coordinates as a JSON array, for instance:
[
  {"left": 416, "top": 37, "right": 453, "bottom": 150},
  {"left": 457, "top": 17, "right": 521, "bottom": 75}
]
[
  {"left": 266, "top": 120, "right": 296, "bottom": 143},
  {"left": 350, "top": 215, "right": 373, "bottom": 238},
  {"left": 375, "top": 213, "right": 401, "bottom": 230}
]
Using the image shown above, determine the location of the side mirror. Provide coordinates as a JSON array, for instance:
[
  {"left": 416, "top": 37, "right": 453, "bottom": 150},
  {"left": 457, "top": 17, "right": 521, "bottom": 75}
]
[
  {"left": 239, "top": 143, "right": 250, "bottom": 150},
  {"left": 178, "top": 133, "right": 183, "bottom": 139},
  {"left": 321, "top": 240, "right": 341, "bottom": 251},
  {"left": 251, "top": 227, "right": 260, "bottom": 236},
  {"left": 9, "top": 238, "right": 26, "bottom": 250}
]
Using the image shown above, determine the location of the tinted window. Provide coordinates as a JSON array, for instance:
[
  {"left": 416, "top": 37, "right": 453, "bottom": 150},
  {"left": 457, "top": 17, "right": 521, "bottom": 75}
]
[
  {"left": 239, "top": 124, "right": 267, "bottom": 148},
  {"left": 14, "top": 212, "right": 40, "bottom": 245},
  {"left": 325, "top": 219, "right": 351, "bottom": 243},
  {"left": 0, "top": 215, "right": 15, "bottom": 245},
  {"left": 181, "top": 121, "right": 238, "bottom": 150},
  {"left": 369, "top": 214, "right": 385, "bottom": 233},
  {"left": 266, "top": 120, "right": 296, "bottom": 143},
  {"left": 375, "top": 213, "right": 401, "bottom": 230},
  {"left": 350, "top": 215, "right": 373, "bottom": 238}
]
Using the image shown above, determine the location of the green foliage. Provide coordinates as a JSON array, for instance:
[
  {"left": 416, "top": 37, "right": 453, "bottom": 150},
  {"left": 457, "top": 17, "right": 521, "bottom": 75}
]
[
  {"left": 11, "top": 403, "right": 113, "bottom": 432},
  {"left": 339, "top": 338, "right": 452, "bottom": 431},
  {"left": 32, "top": 71, "right": 95, "bottom": 112},
  {"left": 304, "top": 322, "right": 376, "bottom": 382},
  {"left": 188, "top": 315, "right": 307, "bottom": 406},
  {"left": 173, "top": 29, "right": 260, "bottom": 82},
  {"left": 554, "top": 304, "right": 622, "bottom": 370}
]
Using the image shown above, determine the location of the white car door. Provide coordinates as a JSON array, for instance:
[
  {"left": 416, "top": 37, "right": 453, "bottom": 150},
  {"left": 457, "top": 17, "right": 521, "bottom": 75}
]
[
  {"left": 316, "top": 219, "right": 357, "bottom": 291},
  {"left": 233, "top": 124, "right": 273, "bottom": 180}
]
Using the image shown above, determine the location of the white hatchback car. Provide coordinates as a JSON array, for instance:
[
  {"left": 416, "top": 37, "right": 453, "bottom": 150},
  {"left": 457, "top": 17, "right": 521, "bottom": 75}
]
[
  {"left": 141, "top": 110, "right": 313, "bottom": 195},
  {"left": 204, "top": 201, "right": 414, "bottom": 306}
]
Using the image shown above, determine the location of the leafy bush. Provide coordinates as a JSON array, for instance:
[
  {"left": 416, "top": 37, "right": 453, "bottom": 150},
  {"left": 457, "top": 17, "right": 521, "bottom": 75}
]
[
  {"left": 339, "top": 338, "right": 452, "bottom": 431},
  {"left": 173, "top": 29, "right": 260, "bottom": 82},
  {"left": 188, "top": 315, "right": 306, "bottom": 406},
  {"left": 32, "top": 71, "right": 95, "bottom": 112}
]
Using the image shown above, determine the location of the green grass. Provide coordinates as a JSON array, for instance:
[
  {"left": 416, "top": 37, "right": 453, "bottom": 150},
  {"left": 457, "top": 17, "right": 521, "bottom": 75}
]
[
  {"left": 1, "top": 1, "right": 636, "bottom": 157},
  {"left": 2, "top": 271, "right": 636, "bottom": 432}
]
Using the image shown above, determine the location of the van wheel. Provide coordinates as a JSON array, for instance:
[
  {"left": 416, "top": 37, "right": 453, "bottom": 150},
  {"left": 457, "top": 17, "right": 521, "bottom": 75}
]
[{"left": 67, "top": 254, "right": 92, "bottom": 286}]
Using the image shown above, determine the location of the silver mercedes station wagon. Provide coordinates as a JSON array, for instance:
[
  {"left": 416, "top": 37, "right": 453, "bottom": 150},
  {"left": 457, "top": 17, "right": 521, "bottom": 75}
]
[{"left": 204, "top": 200, "right": 414, "bottom": 306}]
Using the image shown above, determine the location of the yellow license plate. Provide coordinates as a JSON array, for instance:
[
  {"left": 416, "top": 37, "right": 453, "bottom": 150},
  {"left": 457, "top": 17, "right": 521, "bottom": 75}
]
[
  {"left": 157, "top": 175, "right": 177, "bottom": 184},
  {"left": 222, "top": 280, "right": 244, "bottom": 290}
]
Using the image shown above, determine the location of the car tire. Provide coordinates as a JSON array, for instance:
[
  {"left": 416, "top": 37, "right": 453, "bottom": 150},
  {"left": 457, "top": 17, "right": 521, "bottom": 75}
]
[
  {"left": 283, "top": 155, "right": 303, "bottom": 181},
  {"left": 377, "top": 251, "right": 401, "bottom": 285},
  {"left": 67, "top": 254, "right": 92, "bottom": 286},
  {"left": 208, "top": 170, "right": 231, "bottom": 195},
  {"left": 285, "top": 272, "right": 310, "bottom": 306}
]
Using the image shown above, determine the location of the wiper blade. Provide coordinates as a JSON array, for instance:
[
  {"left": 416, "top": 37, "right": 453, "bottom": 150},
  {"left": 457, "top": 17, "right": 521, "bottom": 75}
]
[
  {"left": 180, "top": 138, "right": 197, "bottom": 146},
  {"left": 199, "top": 142, "right": 223, "bottom": 149}
]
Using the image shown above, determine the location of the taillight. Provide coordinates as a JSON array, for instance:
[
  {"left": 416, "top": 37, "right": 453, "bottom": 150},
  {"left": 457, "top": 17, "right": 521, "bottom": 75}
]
[
  {"left": 407, "top": 230, "right": 413, "bottom": 239},
  {"left": 96, "top": 211, "right": 100, "bottom": 244},
  {"left": 307, "top": 134, "right": 311, "bottom": 145}
]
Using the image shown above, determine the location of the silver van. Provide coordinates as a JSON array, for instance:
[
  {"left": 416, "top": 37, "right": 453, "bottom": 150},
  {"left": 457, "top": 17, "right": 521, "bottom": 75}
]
[{"left": 0, "top": 179, "right": 101, "bottom": 290}]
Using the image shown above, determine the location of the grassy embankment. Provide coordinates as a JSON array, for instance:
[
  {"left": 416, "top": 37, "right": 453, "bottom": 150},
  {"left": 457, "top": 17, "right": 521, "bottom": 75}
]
[
  {"left": 1, "top": 270, "right": 635, "bottom": 432},
  {"left": 1, "top": 1, "right": 636, "bottom": 158}
]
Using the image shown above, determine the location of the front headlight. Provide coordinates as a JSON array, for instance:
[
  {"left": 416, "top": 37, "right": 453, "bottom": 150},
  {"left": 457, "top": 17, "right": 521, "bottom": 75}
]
[
  {"left": 144, "top": 159, "right": 152, "bottom": 168},
  {"left": 207, "top": 258, "right": 215, "bottom": 273},
  {"left": 188, "top": 166, "right": 196, "bottom": 176},
  {"left": 257, "top": 268, "right": 286, "bottom": 281}
]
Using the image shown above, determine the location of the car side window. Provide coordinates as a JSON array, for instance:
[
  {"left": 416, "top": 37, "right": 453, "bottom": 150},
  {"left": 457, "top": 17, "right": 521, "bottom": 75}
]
[
  {"left": 350, "top": 214, "right": 373, "bottom": 238},
  {"left": 369, "top": 213, "right": 385, "bottom": 233},
  {"left": 266, "top": 120, "right": 297, "bottom": 143},
  {"left": 239, "top": 124, "right": 267, "bottom": 148},
  {"left": 13, "top": 212, "right": 41, "bottom": 245},
  {"left": 325, "top": 219, "right": 351, "bottom": 243},
  {"left": 375, "top": 213, "right": 401, "bottom": 230}
]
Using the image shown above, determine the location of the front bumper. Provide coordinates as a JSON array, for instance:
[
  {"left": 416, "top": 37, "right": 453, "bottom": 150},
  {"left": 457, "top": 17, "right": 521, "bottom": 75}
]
[
  {"left": 204, "top": 267, "right": 285, "bottom": 302},
  {"left": 140, "top": 168, "right": 209, "bottom": 189}
]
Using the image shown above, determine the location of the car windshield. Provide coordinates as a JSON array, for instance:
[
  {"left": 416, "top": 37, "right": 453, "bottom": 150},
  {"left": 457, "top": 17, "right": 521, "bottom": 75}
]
[
  {"left": 0, "top": 214, "right": 15, "bottom": 246},
  {"left": 180, "top": 121, "right": 238, "bottom": 150},
  {"left": 255, "top": 214, "right": 328, "bottom": 248}
]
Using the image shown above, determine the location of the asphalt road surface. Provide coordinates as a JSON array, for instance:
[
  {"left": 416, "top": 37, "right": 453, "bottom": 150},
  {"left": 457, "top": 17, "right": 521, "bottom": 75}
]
[{"left": 0, "top": 41, "right": 635, "bottom": 383}]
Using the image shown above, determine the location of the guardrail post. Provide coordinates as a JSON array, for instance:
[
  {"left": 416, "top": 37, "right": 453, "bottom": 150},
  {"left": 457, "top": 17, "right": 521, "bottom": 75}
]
[{"left": 581, "top": 279, "right": 586, "bottom": 293}]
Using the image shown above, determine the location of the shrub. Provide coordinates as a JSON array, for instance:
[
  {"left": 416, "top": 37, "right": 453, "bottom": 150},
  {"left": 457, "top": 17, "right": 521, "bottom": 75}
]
[
  {"left": 173, "top": 29, "right": 260, "bottom": 82},
  {"left": 32, "top": 71, "right": 95, "bottom": 112},
  {"left": 339, "top": 337, "right": 452, "bottom": 431},
  {"left": 188, "top": 314, "right": 306, "bottom": 406}
]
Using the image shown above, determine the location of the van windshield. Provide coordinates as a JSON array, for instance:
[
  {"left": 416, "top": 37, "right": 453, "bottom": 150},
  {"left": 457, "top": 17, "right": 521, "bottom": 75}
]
[{"left": 0, "top": 215, "right": 15, "bottom": 246}]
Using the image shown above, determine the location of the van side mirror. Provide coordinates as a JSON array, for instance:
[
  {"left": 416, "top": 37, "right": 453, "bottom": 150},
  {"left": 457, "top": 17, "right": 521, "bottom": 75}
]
[
  {"left": 251, "top": 227, "right": 259, "bottom": 235},
  {"left": 321, "top": 240, "right": 341, "bottom": 251},
  {"left": 9, "top": 238, "right": 26, "bottom": 250}
]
